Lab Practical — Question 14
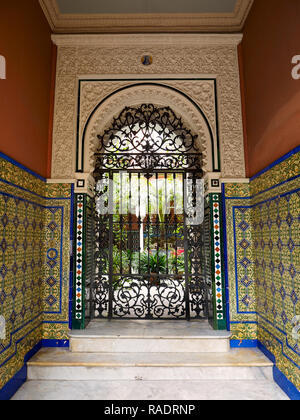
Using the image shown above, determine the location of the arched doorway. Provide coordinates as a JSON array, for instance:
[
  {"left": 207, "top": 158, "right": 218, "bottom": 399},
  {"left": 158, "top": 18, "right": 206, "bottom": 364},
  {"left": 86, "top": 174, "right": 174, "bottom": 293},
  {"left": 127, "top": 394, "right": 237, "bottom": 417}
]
[
  {"left": 72, "top": 86, "right": 227, "bottom": 330},
  {"left": 86, "top": 104, "right": 210, "bottom": 320}
]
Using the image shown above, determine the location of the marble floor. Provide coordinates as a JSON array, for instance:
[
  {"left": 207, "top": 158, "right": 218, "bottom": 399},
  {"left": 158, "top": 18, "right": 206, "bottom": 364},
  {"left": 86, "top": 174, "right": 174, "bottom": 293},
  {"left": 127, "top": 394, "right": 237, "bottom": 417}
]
[{"left": 12, "top": 378, "right": 289, "bottom": 400}]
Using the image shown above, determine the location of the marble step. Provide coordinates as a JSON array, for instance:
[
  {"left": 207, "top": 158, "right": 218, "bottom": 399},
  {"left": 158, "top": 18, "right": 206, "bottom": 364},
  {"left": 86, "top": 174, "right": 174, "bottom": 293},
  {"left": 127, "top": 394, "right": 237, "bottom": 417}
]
[
  {"left": 12, "top": 379, "right": 289, "bottom": 401},
  {"left": 69, "top": 320, "right": 232, "bottom": 353},
  {"left": 27, "top": 348, "right": 273, "bottom": 381}
]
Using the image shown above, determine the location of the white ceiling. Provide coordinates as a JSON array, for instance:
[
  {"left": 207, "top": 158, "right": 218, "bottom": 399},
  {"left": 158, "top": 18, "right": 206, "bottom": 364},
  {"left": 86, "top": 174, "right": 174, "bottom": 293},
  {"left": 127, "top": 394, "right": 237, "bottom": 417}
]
[
  {"left": 56, "top": 0, "right": 238, "bottom": 15},
  {"left": 39, "top": 0, "right": 253, "bottom": 33}
]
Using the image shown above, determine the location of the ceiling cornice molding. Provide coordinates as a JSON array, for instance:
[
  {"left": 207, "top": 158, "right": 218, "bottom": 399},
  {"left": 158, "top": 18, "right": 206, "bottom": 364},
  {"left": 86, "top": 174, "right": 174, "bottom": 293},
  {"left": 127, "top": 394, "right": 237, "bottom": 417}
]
[
  {"left": 233, "top": 0, "right": 254, "bottom": 29},
  {"left": 40, "top": 0, "right": 254, "bottom": 34},
  {"left": 51, "top": 33, "right": 243, "bottom": 48},
  {"left": 39, "top": 0, "right": 59, "bottom": 30}
]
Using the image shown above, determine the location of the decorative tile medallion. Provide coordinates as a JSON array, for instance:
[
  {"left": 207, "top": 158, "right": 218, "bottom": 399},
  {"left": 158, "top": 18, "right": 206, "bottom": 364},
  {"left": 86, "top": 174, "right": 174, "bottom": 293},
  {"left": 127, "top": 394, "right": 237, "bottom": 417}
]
[{"left": 141, "top": 55, "right": 153, "bottom": 66}]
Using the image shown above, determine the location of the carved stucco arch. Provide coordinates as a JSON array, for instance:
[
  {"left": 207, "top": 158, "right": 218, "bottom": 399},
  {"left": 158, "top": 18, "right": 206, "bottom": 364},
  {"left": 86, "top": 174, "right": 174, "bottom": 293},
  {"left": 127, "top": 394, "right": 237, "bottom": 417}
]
[{"left": 81, "top": 84, "right": 215, "bottom": 177}]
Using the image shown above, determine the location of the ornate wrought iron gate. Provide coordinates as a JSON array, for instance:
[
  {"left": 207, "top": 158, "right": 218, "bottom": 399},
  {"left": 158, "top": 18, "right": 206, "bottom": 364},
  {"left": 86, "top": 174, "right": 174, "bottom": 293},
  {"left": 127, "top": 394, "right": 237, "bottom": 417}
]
[{"left": 87, "top": 104, "right": 210, "bottom": 320}]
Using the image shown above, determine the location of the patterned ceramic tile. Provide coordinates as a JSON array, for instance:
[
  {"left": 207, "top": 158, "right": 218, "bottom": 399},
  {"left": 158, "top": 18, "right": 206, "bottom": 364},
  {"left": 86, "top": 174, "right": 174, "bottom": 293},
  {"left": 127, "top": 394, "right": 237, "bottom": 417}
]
[
  {"left": 251, "top": 152, "right": 300, "bottom": 197},
  {"left": 223, "top": 183, "right": 251, "bottom": 199},
  {"left": 42, "top": 185, "right": 72, "bottom": 340},
  {"left": 251, "top": 159, "right": 300, "bottom": 391},
  {"left": 0, "top": 156, "right": 73, "bottom": 388},
  {"left": 74, "top": 194, "right": 84, "bottom": 324},
  {"left": 223, "top": 183, "right": 257, "bottom": 340},
  {"left": 211, "top": 194, "right": 226, "bottom": 324},
  {"left": 224, "top": 150, "right": 300, "bottom": 391}
]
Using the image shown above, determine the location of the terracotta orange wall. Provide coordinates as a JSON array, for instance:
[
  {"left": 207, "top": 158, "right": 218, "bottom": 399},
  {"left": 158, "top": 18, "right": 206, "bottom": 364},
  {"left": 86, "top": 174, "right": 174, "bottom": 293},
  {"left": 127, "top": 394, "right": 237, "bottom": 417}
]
[
  {"left": 0, "top": 0, "right": 54, "bottom": 178},
  {"left": 240, "top": 0, "right": 300, "bottom": 177}
]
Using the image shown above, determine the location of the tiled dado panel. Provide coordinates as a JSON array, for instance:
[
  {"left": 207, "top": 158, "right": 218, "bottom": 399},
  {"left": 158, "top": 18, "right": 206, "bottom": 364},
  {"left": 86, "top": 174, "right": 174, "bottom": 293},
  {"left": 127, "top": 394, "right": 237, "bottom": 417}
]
[
  {"left": 0, "top": 155, "right": 72, "bottom": 389},
  {"left": 251, "top": 150, "right": 300, "bottom": 391},
  {"left": 223, "top": 183, "right": 257, "bottom": 342},
  {"left": 43, "top": 184, "right": 73, "bottom": 341},
  {"left": 223, "top": 148, "right": 300, "bottom": 391}
]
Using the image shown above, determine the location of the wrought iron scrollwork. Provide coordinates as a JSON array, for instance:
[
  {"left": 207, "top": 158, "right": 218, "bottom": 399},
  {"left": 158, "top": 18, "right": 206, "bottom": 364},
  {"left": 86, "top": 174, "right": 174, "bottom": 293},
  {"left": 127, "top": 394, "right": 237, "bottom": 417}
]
[
  {"left": 110, "top": 276, "right": 186, "bottom": 319},
  {"left": 90, "top": 104, "right": 209, "bottom": 320},
  {"left": 94, "top": 104, "right": 203, "bottom": 176}
]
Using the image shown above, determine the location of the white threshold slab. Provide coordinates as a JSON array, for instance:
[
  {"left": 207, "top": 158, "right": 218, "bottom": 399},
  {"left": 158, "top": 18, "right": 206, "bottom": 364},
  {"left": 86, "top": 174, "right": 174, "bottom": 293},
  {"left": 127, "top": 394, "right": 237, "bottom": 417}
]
[
  {"left": 69, "top": 320, "right": 230, "bottom": 339},
  {"left": 69, "top": 320, "right": 231, "bottom": 353}
]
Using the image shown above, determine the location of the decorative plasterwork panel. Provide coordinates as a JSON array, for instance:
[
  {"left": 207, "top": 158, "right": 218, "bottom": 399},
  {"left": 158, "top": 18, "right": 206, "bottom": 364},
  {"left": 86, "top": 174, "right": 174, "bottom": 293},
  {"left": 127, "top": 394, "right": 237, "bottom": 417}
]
[
  {"left": 79, "top": 81, "right": 216, "bottom": 176},
  {"left": 39, "top": 0, "right": 253, "bottom": 33},
  {"left": 51, "top": 34, "right": 246, "bottom": 181}
]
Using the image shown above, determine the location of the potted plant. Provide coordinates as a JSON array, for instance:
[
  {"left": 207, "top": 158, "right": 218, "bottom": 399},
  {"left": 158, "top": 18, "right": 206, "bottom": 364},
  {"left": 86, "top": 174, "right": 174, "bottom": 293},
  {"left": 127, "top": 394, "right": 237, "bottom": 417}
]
[{"left": 140, "top": 251, "right": 167, "bottom": 286}]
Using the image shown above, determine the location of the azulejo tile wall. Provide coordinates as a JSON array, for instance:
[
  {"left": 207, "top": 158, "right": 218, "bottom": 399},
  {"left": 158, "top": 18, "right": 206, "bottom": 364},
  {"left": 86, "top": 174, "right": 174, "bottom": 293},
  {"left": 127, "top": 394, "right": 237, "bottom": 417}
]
[
  {"left": 251, "top": 150, "right": 300, "bottom": 391},
  {"left": 223, "top": 183, "right": 257, "bottom": 342},
  {"left": 0, "top": 155, "right": 73, "bottom": 389},
  {"left": 42, "top": 183, "right": 73, "bottom": 341},
  {"left": 223, "top": 148, "right": 300, "bottom": 391}
]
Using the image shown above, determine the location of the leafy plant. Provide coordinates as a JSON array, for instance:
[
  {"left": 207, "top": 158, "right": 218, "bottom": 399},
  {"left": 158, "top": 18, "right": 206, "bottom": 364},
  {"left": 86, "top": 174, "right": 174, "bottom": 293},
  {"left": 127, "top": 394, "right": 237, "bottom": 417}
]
[
  {"left": 139, "top": 252, "right": 167, "bottom": 274},
  {"left": 109, "top": 246, "right": 132, "bottom": 290},
  {"left": 170, "top": 254, "right": 186, "bottom": 274},
  {"left": 111, "top": 246, "right": 131, "bottom": 274}
]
